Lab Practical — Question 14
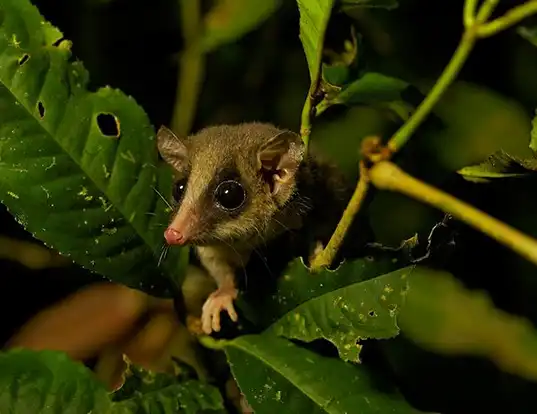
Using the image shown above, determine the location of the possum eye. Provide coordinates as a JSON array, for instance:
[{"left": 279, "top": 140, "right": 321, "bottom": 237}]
[
  {"left": 214, "top": 179, "right": 246, "bottom": 211},
  {"left": 172, "top": 178, "right": 188, "bottom": 202}
]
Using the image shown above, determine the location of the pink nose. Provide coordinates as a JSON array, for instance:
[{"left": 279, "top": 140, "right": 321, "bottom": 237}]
[{"left": 164, "top": 228, "right": 185, "bottom": 245}]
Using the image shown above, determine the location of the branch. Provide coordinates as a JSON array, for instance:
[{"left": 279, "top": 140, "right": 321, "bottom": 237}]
[
  {"left": 310, "top": 162, "right": 370, "bottom": 271},
  {"left": 300, "top": 92, "right": 313, "bottom": 153},
  {"left": 386, "top": 31, "right": 476, "bottom": 153},
  {"left": 477, "top": 1, "right": 537, "bottom": 38},
  {"left": 369, "top": 161, "right": 537, "bottom": 267},
  {"left": 171, "top": 0, "right": 205, "bottom": 137}
]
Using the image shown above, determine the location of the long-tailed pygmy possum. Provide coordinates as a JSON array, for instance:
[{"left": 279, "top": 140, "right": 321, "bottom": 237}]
[{"left": 157, "top": 122, "right": 363, "bottom": 335}]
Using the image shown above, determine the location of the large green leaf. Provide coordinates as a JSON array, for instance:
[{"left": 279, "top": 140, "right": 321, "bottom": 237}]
[
  {"left": 399, "top": 267, "right": 537, "bottom": 383},
  {"left": 0, "top": 0, "right": 186, "bottom": 296},
  {"left": 203, "top": 334, "right": 418, "bottom": 414},
  {"left": 269, "top": 266, "right": 414, "bottom": 362},
  {"left": 253, "top": 255, "right": 406, "bottom": 326},
  {"left": 201, "top": 0, "right": 282, "bottom": 52},
  {"left": 0, "top": 348, "right": 111, "bottom": 413},
  {"left": 418, "top": 81, "right": 534, "bottom": 172},
  {"left": 0, "top": 349, "right": 224, "bottom": 414}
]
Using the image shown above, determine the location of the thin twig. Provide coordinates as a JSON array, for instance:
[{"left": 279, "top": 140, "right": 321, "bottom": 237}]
[
  {"left": 310, "top": 162, "right": 370, "bottom": 271},
  {"left": 386, "top": 30, "right": 476, "bottom": 153},
  {"left": 171, "top": 0, "right": 204, "bottom": 137},
  {"left": 369, "top": 161, "right": 537, "bottom": 267},
  {"left": 464, "top": 0, "right": 478, "bottom": 28},
  {"left": 477, "top": 1, "right": 537, "bottom": 38}
]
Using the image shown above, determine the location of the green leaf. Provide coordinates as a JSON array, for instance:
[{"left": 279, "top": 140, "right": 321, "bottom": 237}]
[
  {"left": 201, "top": 0, "right": 282, "bottom": 53},
  {"left": 112, "top": 381, "right": 225, "bottom": 414},
  {"left": 316, "top": 72, "right": 410, "bottom": 115},
  {"left": 457, "top": 150, "right": 537, "bottom": 183},
  {"left": 0, "top": 348, "right": 112, "bottom": 413},
  {"left": 204, "top": 334, "right": 418, "bottom": 414},
  {"left": 253, "top": 255, "right": 406, "bottom": 326},
  {"left": 0, "top": 349, "right": 225, "bottom": 414},
  {"left": 269, "top": 266, "right": 414, "bottom": 362},
  {"left": 0, "top": 0, "right": 187, "bottom": 295},
  {"left": 419, "top": 81, "right": 534, "bottom": 172},
  {"left": 296, "top": 0, "right": 335, "bottom": 83},
  {"left": 398, "top": 266, "right": 537, "bottom": 383}
]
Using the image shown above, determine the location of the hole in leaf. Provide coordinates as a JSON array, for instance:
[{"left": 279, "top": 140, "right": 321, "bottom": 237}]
[
  {"left": 96, "top": 113, "right": 120, "bottom": 138},
  {"left": 18, "top": 54, "right": 29, "bottom": 65},
  {"left": 37, "top": 101, "right": 45, "bottom": 119},
  {"left": 368, "top": 310, "right": 376, "bottom": 317}
]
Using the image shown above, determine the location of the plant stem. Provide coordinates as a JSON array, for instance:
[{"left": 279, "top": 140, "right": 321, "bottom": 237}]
[
  {"left": 477, "top": 1, "right": 537, "bottom": 38},
  {"left": 387, "top": 30, "right": 476, "bottom": 153},
  {"left": 310, "top": 163, "right": 370, "bottom": 271},
  {"left": 464, "top": 0, "right": 478, "bottom": 28},
  {"left": 476, "top": 0, "right": 499, "bottom": 23},
  {"left": 171, "top": 0, "right": 204, "bottom": 137},
  {"left": 300, "top": 90, "right": 313, "bottom": 153},
  {"left": 370, "top": 161, "right": 537, "bottom": 267}
]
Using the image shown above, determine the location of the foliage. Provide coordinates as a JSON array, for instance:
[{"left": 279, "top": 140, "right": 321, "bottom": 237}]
[
  {"left": 2, "top": 0, "right": 537, "bottom": 413},
  {"left": 0, "top": 348, "right": 224, "bottom": 414}
]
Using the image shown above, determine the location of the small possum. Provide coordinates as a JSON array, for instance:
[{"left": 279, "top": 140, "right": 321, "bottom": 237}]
[{"left": 157, "top": 123, "right": 366, "bottom": 334}]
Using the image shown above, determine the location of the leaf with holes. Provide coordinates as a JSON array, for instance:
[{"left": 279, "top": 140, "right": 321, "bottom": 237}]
[
  {"left": 202, "top": 0, "right": 282, "bottom": 52},
  {"left": 268, "top": 266, "right": 413, "bottom": 362},
  {"left": 248, "top": 254, "right": 407, "bottom": 328},
  {"left": 204, "top": 334, "right": 418, "bottom": 414},
  {"left": 0, "top": 348, "right": 225, "bottom": 414},
  {"left": 0, "top": 0, "right": 187, "bottom": 296}
]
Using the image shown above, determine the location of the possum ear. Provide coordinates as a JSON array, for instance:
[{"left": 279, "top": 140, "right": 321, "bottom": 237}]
[
  {"left": 157, "top": 126, "right": 189, "bottom": 173},
  {"left": 258, "top": 130, "right": 304, "bottom": 195}
]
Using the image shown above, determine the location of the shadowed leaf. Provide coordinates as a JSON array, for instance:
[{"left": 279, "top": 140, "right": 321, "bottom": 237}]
[
  {"left": 203, "top": 334, "right": 419, "bottom": 414},
  {"left": 399, "top": 267, "right": 537, "bottom": 383}
]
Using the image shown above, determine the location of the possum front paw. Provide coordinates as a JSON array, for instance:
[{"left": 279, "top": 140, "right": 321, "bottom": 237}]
[{"left": 201, "top": 286, "right": 239, "bottom": 334}]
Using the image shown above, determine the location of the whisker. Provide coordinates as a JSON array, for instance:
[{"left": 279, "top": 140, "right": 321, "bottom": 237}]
[
  {"left": 158, "top": 244, "right": 169, "bottom": 267},
  {"left": 152, "top": 186, "right": 172, "bottom": 210}
]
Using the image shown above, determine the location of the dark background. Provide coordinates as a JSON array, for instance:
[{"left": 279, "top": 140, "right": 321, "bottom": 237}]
[{"left": 3, "top": 0, "right": 537, "bottom": 412}]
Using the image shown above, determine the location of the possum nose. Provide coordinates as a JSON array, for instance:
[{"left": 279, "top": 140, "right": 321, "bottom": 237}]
[{"left": 164, "top": 228, "right": 185, "bottom": 245}]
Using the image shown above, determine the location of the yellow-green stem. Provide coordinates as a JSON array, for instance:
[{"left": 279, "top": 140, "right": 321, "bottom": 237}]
[
  {"left": 370, "top": 162, "right": 537, "bottom": 267},
  {"left": 464, "top": 0, "right": 478, "bottom": 28},
  {"left": 477, "top": 1, "right": 537, "bottom": 38},
  {"left": 300, "top": 91, "right": 313, "bottom": 153},
  {"left": 171, "top": 0, "right": 204, "bottom": 137},
  {"left": 387, "top": 30, "right": 476, "bottom": 153},
  {"left": 310, "top": 166, "right": 370, "bottom": 271},
  {"left": 476, "top": 0, "right": 500, "bottom": 23}
]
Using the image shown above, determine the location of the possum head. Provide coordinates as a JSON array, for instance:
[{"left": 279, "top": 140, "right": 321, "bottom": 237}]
[{"left": 157, "top": 123, "right": 305, "bottom": 246}]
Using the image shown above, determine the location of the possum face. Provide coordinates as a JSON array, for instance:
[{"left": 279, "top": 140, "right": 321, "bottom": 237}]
[{"left": 156, "top": 123, "right": 305, "bottom": 246}]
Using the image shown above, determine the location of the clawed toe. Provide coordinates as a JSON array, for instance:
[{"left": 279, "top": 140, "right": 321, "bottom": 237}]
[{"left": 201, "top": 287, "right": 239, "bottom": 334}]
